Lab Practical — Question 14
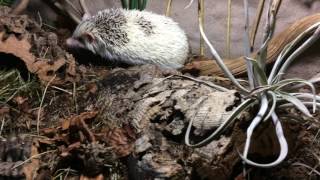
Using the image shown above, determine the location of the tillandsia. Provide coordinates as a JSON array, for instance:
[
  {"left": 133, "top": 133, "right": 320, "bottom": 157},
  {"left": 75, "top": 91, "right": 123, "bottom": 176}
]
[
  {"left": 185, "top": 0, "right": 320, "bottom": 169},
  {"left": 121, "top": 0, "right": 147, "bottom": 10}
]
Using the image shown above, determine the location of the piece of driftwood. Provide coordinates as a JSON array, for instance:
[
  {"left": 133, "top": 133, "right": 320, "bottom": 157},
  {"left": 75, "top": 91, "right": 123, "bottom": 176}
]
[
  {"left": 92, "top": 65, "right": 300, "bottom": 179},
  {"left": 0, "top": 6, "right": 77, "bottom": 84},
  {"left": 182, "top": 13, "right": 320, "bottom": 76}
]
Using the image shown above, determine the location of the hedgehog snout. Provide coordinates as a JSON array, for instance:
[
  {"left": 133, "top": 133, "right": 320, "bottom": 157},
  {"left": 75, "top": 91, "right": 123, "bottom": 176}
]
[{"left": 66, "top": 37, "right": 85, "bottom": 49}]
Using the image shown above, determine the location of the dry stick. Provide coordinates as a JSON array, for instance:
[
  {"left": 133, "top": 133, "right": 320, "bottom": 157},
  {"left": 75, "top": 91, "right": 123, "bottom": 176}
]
[
  {"left": 0, "top": 117, "right": 5, "bottom": 137},
  {"left": 185, "top": 0, "right": 194, "bottom": 9},
  {"left": 37, "top": 75, "right": 56, "bottom": 135},
  {"left": 65, "top": 0, "right": 82, "bottom": 15},
  {"left": 51, "top": 0, "right": 81, "bottom": 24},
  {"left": 249, "top": 0, "right": 265, "bottom": 51},
  {"left": 171, "top": 74, "right": 229, "bottom": 92},
  {"left": 11, "top": 150, "right": 56, "bottom": 170},
  {"left": 11, "top": 0, "right": 30, "bottom": 15},
  {"left": 79, "top": 0, "right": 90, "bottom": 15},
  {"left": 165, "top": 0, "right": 173, "bottom": 17},
  {"left": 243, "top": 0, "right": 255, "bottom": 88},
  {"left": 226, "top": 0, "right": 232, "bottom": 58},
  {"left": 73, "top": 82, "right": 78, "bottom": 113},
  {"left": 51, "top": 86, "right": 73, "bottom": 95},
  {"left": 198, "top": 0, "right": 205, "bottom": 56},
  {"left": 80, "top": 119, "right": 96, "bottom": 142},
  {"left": 292, "top": 162, "right": 320, "bottom": 176}
]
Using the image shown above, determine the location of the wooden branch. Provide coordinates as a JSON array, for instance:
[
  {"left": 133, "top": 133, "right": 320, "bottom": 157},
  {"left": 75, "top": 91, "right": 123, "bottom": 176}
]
[
  {"left": 183, "top": 13, "right": 320, "bottom": 76},
  {"left": 11, "top": 0, "right": 30, "bottom": 15}
]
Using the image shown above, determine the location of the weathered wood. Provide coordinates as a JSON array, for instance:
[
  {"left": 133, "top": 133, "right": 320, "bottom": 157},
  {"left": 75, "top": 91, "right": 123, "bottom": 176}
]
[{"left": 183, "top": 13, "right": 320, "bottom": 76}]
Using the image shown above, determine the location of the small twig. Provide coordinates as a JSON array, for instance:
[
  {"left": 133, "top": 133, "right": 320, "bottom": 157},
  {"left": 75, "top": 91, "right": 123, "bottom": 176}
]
[
  {"left": 250, "top": 0, "right": 266, "bottom": 50},
  {"left": 37, "top": 75, "right": 56, "bottom": 135},
  {"left": 79, "top": 0, "right": 90, "bottom": 15},
  {"left": 11, "top": 0, "right": 30, "bottom": 15},
  {"left": 243, "top": 0, "right": 255, "bottom": 89},
  {"left": 52, "top": 1, "right": 81, "bottom": 24},
  {"left": 80, "top": 119, "right": 96, "bottom": 142},
  {"left": 51, "top": 86, "right": 73, "bottom": 95},
  {"left": 312, "top": 129, "right": 320, "bottom": 145},
  {"left": 42, "top": 47, "right": 49, "bottom": 58},
  {"left": 198, "top": 0, "right": 205, "bottom": 56},
  {"left": 226, "top": 0, "right": 232, "bottom": 58},
  {"left": 63, "top": 168, "right": 71, "bottom": 180},
  {"left": 292, "top": 162, "right": 320, "bottom": 176},
  {"left": 65, "top": 0, "right": 82, "bottom": 15},
  {"left": 37, "top": 11, "right": 43, "bottom": 27},
  {"left": 73, "top": 82, "right": 78, "bottom": 113},
  {"left": 42, "top": 23, "right": 57, "bottom": 30},
  {"left": 12, "top": 150, "right": 56, "bottom": 170},
  {"left": 170, "top": 74, "right": 229, "bottom": 92},
  {"left": 165, "top": 0, "right": 172, "bottom": 16},
  {"left": 0, "top": 117, "right": 5, "bottom": 137},
  {"left": 184, "top": 0, "right": 194, "bottom": 9}
]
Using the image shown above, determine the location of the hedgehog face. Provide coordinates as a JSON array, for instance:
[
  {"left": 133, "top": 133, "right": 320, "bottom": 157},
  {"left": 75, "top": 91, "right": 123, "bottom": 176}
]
[{"left": 66, "top": 20, "right": 98, "bottom": 54}]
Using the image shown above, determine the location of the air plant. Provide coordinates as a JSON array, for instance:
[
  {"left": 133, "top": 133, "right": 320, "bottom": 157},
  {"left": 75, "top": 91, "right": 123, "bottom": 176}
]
[
  {"left": 121, "top": 0, "right": 147, "bottom": 11},
  {"left": 185, "top": 0, "right": 320, "bottom": 169}
]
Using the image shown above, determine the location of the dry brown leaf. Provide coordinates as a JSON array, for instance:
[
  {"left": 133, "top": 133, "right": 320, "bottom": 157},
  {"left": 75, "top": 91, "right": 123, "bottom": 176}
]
[
  {"left": 13, "top": 96, "right": 28, "bottom": 105},
  {"left": 23, "top": 141, "right": 40, "bottom": 180},
  {"left": 105, "top": 127, "right": 135, "bottom": 157},
  {"left": 0, "top": 106, "right": 10, "bottom": 115},
  {"left": 0, "top": 10, "right": 78, "bottom": 85},
  {"left": 61, "top": 111, "right": 98, "bottom": 142}
]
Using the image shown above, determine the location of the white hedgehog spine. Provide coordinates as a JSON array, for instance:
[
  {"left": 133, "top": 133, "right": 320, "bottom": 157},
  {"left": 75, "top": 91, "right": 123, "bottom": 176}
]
[{"left": 67, "top": 8, "right": 189, "bottom": 69}]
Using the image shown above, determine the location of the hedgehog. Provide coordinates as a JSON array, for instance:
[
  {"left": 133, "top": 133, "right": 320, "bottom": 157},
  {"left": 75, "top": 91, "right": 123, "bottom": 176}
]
[{"left": 66, "top": 8, "right": 189, "bottom": 69}]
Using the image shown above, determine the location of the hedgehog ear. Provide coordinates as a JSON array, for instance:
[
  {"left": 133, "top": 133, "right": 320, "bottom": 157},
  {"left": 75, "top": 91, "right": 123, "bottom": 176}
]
[{"left": 82, "top": 32, "right": 95, "bottom": 43}]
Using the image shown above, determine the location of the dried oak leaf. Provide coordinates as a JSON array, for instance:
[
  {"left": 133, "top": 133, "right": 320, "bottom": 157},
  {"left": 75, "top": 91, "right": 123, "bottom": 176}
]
[
  {"left": 0, "top": 32, "right": 77, "bottom": 84},
  {"left": 0, "top": 10, "right": 77, "bottom": 85},
  {"left": 61, "top": 111, "right": 98, "bottom": 142},
  {"left": 104, "top": 126, "right": 136, "bottom": 157},
  {"left": 23, "top": 141, "right": 40, "bottom": 180}
]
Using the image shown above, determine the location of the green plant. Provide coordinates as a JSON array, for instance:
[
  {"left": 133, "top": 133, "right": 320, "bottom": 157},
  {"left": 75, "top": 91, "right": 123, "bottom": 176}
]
[
  {"left": 121, "top": 0, "right": 147, "bottom": 10},
  {"left": 0, "top": 0, "right": 14, "bottom": 6},
  {"left": 0, "top": 69, "right": 41, "bottom": 104},
  {"left": 185, "top": 0, "right": 320, "bottom": 168}
]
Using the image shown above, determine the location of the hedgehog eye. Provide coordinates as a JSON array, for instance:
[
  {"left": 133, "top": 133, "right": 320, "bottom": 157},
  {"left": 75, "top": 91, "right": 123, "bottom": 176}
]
[{"left": 77, "top": 37, "right": 85, "bottom": 44}]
